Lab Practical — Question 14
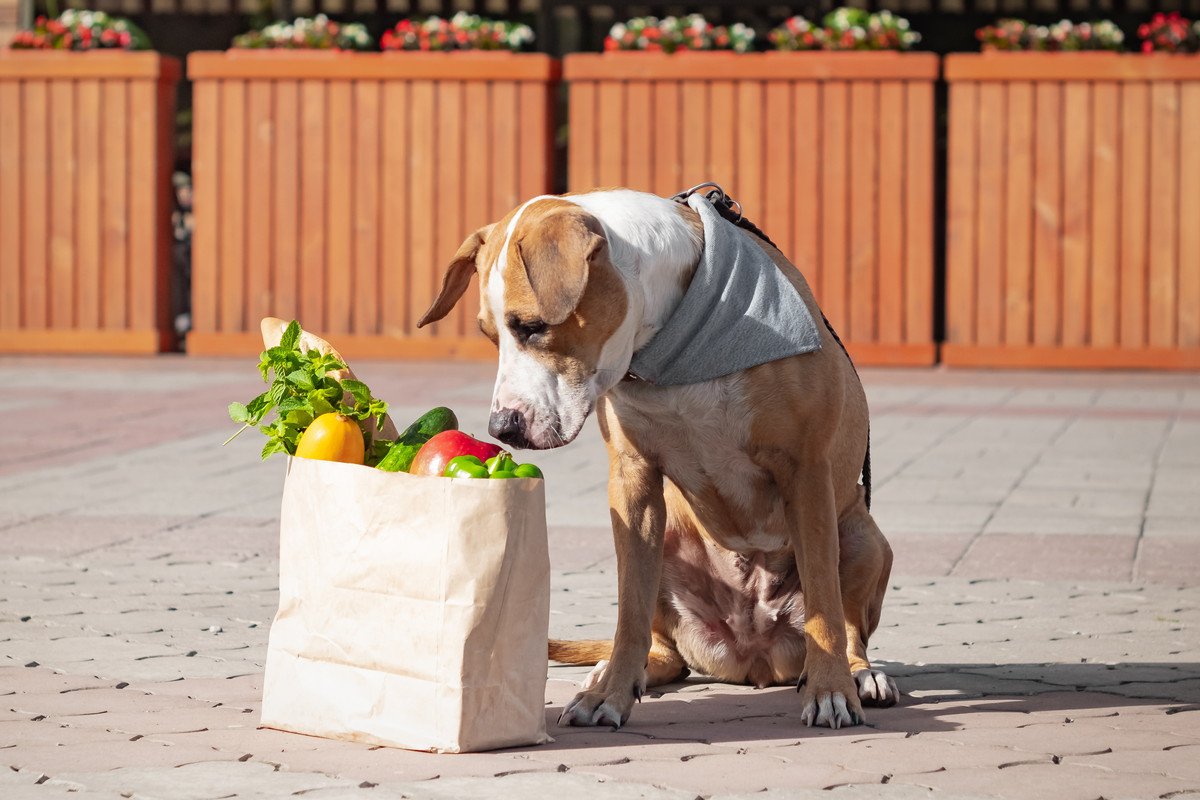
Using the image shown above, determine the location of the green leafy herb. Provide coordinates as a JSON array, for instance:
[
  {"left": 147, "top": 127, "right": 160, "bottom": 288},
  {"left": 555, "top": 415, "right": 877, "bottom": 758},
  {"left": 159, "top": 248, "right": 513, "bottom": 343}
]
[{"left": 224, "top": 320, "right": 390, "bottom": 459}]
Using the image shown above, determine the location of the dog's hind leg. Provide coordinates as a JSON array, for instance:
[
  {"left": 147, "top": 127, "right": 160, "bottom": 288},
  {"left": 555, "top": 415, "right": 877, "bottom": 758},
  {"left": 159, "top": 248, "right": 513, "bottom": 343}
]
[{"left": 837, "top": 496, "right": 899, "bottom": 708}]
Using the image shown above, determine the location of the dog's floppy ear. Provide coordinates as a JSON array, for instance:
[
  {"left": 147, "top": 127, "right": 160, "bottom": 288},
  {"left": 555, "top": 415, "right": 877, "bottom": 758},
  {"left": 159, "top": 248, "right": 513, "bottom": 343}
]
[
  {"left": 514, "top": 215, "right": 604, "bottom": 326},
  {"left": 417, "top": 224, "right": 493, "bottom": 328}
]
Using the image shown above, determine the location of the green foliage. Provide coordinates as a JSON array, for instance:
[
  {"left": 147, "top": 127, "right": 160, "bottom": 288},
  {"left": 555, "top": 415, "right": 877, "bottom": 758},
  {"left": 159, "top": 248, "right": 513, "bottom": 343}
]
[{"left": 225, "top": 320, "right": 389, "bottom": 460}]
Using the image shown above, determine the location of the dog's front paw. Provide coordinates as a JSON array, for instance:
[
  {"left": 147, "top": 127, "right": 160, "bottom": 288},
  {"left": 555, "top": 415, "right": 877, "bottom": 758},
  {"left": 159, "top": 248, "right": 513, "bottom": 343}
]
[
  {"left": 853, "top": 668, "right": 899, "bottom": 708},
  {"left": 797, "top": 671, "right": 864, "bottom": 729},
  {"left": 559, "top": 662, "right": 647, "bottom": 729}
]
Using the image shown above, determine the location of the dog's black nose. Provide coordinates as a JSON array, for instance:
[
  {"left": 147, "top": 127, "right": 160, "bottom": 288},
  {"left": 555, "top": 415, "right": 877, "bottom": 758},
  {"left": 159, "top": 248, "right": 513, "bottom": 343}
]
[{"left": 488, "top": 408, "right": 529, "bottom": 448}]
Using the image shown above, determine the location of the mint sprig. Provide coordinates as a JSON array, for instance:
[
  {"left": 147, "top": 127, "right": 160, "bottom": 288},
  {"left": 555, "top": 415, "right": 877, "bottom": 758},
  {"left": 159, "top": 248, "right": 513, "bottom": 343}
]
[{"left": 224, "top": 320, "right": 390, "bottom": 460}]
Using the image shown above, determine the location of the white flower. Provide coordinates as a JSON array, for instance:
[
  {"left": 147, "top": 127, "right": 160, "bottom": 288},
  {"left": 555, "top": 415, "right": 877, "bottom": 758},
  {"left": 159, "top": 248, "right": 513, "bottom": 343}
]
[{"left": 610, "top": 22, "right": 626, "bottom": 39}]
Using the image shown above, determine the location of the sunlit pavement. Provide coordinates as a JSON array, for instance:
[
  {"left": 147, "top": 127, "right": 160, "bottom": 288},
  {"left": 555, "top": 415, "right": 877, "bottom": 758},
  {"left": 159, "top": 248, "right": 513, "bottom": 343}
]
[{"left": 2, "top": 357, "right": 1198, "bottom": 799}]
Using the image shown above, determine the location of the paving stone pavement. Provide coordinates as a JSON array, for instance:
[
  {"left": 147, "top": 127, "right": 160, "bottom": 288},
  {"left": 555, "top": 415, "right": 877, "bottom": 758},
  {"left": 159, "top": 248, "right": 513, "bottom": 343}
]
[{"left": 2, "top": 356, "right": 1199, "bottom": 799}]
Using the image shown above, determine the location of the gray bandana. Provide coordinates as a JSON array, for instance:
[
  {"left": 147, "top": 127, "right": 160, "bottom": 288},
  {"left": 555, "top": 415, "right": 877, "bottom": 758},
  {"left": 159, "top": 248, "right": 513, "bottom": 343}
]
[{"left": 627, "top": 193, "right": 822, "bottom": 386}]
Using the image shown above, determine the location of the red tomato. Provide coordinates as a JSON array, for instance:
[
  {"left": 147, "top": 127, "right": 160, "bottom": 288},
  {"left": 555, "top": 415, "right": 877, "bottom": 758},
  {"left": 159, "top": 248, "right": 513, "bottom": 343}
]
[{"left": 409, "top": 430, "right": 502, "bottom": 477}]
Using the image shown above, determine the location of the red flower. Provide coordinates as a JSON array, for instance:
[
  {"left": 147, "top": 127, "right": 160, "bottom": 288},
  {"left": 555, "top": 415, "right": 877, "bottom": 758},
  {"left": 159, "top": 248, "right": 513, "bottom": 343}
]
[{"left": 1143, "top": 40, "right": 1154, "bottom": 52}]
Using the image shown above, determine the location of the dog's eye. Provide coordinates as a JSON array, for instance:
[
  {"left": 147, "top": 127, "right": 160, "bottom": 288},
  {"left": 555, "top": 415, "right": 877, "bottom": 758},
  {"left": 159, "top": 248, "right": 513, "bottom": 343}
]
[{"left": 509, "top": 317, "right": 548, "bottom": 344}]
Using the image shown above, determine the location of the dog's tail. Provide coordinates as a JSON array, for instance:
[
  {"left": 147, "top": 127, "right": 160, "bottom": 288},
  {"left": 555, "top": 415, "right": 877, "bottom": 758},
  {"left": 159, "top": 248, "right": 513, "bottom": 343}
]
[{"left": 549, "top": 639, "right": 613, "bottom": 666}]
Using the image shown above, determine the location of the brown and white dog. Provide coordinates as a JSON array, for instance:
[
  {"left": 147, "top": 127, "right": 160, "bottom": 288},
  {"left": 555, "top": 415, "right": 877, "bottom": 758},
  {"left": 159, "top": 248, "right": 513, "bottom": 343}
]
[{"left": 418, "top": 189, "right": 896, "bottom": 730}]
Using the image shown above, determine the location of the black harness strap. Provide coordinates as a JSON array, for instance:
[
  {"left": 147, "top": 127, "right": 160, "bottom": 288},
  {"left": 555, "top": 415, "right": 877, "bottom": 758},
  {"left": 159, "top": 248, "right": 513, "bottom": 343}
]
[{"left": 671, "top": 184, "right": 873, "bottom": 512}]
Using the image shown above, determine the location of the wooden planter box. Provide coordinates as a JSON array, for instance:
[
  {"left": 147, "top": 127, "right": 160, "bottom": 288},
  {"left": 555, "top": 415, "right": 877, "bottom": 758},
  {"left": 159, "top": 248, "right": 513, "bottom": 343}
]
[
  {"left": 564, "top": 52, "right": 938, "bottom": 366},
  {"left": 944, "top": 53, "right": 1200, "bottom": 369},
  {"left": 187, "top": 51, "right": 559, "bottom": 359},
  {"left": 0, "top": 52, "right": 180, "bottom": 354}
]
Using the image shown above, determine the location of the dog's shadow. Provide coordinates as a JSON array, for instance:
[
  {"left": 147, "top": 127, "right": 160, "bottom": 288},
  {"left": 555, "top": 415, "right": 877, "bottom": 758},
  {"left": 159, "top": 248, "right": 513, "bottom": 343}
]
[{"left": 517, "top": 661, "right": 1200, "bottom": 752}]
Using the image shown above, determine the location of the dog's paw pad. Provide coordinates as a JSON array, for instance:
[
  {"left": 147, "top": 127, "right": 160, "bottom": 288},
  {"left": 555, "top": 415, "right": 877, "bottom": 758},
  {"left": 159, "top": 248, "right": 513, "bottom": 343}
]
[
  {"left": 558, "top": 693, "right": 630, "bottom": 729},
  {"left": 853, "top": 668, "right": 899, "bottom": 708},
  {"left": 800, "top": 691, "right": 858, "bottom": 729}
]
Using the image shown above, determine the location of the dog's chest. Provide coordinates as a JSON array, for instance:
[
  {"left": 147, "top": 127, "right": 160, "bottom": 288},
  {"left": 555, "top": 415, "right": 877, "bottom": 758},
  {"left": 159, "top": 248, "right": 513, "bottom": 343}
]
[{"left": 613, "top": 377, "right": 792, "bottom": 553}]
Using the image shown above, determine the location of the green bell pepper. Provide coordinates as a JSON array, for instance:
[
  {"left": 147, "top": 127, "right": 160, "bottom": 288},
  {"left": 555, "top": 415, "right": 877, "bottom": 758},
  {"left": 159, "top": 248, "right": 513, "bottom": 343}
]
[
  {"left": 513, "top": 463, "right": 544, "bottom": 479},
  {"left": 485, "top": 454, "right": 518, "bottom": 476},
  {"left": 443, "top": 455, "right": 489, "bottom": 479}
]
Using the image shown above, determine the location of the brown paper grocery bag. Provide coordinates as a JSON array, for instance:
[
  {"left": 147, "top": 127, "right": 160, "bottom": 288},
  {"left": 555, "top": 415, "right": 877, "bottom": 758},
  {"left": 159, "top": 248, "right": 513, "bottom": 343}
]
[{"left": 260, "top": 456, "right": 551, "bottom": 752}]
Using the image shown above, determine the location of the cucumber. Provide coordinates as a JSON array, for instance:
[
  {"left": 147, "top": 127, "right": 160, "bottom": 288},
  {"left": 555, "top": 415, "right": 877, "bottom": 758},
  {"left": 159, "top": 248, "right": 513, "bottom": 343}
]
[
  {"left": 375, "top": 407, "right": 459, "bottom": 472},
  {"left": 405, "top": 406, "right": 458, "bottom": 440}
]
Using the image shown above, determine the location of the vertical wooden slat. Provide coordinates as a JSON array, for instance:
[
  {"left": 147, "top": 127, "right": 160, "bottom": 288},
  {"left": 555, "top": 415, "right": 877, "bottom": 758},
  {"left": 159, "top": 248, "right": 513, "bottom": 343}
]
[
  {"left": 975, "top": 82, "right": 1006, "bottom": 347},
  {"left": 101, "top": 81, "right": 127, "bottom": 331},
  {"left": 568, "top": 81, "right": 595, "bottom": 192},
  {"left": 49, "top": 80, "right": 76, "bottom": 330},
  {"left": 325, "top": 81, "right": 353, "bottom": 336},
  {"left": 735, "top": 81, "right": 764, "bottom": 231},
  {"left": 22, "top": 80, "right": 49, "bottom": 330},
  {"left": 652, "top": 82, "right": 680, "bottom": 196},
  {"left": 597, "top": 81, "right": 625, "bottom": 186},
  {"left": 793, "top": 82, "right": 820, "bottom": 298},
  {"left": 0, "top": 81, "right": 21, "bottom": 329},
  {"left": 1179, "top": 83, "right": 1200, "bottom": 348},
  {"left": 435, "top": 81, "right": 465, "bottom": 337},
  {"left": 299, "top": 80, "right": 326, "bottom": 333},
  {"left": 354, "top": 81, "right": 381, "bottom": 337},
  {"left": 1032, "top": 82, "right": 1062, "bottom": 347},
  {"left": 461, "top": 79, "right": 489, "bottom": 338},
  {"left": 1148, "top": 82, "right": 1179, "bottom": 349},
  {"left": 904, "top": 80, "right": 934, "bottom": 348},
  {"left": 127, "top": 79, "right": 157, "bottom": 334},
  {"left": 946, "top": 82, "right": 978, "bottom": 346},
  {"left": 877, "top": 81, "right": 905, "bottom": 345},
  {"left": 681, "top": 81, "right": 708, "bottom": 191},
  {"left": 518, "top": 81, "right": 549, "bottom": 199},
  {"left": 1120, "top": 83, "right": 1150, "bottom": 351},
  {"left": 219, "top": 80, "right": 246, "bottom": 335},
  {"left": 492, "top": 81, "right": 518, "bottom": 213},
  {"left": 192, "top": 79, "right": 218, "bottom": 336},
  {"left": 381, "top": 81, "right": 409, "bottom": 336},
  {"left": 708, "top": 81, "right": 735, "bottom": 191},
  {"left": 245, "top": 80, "right": 273, "bottom": 332},
  {"left": 1061, "top": 82, "right": 1092, "bottom": 348},
  {"left": 626, "top": 81, "right": 654, "bottom": 191},
  {"left": 848, "top": 81, "right": 877, "bottom": 344},
  {"left": 763, "top": 81, "right": 792, "bottom": 263},
  {"left": 820, "top": 81, "right": 848, "bottom": 330},
  {"left": 409, "top": 80, "right": 436, "bottom": 338},
  {"left": 1091, "top": 82, "right": 1120, "bottom": 349},
  {"left": 273, "top": 80, "right": 299, "bottom": 322},
  {"left": 76, "top": 80, "right": 102, "bottom": 330},
  {"left": 1003, "top": 82, "right": 1034, "bottom": 347}
]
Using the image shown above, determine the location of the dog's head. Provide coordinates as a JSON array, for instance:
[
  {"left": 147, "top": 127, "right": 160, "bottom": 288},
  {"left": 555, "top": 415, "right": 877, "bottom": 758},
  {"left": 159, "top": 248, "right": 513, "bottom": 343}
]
[{"left": 417, "top": 198, "right": 633, "bottom": 450}]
